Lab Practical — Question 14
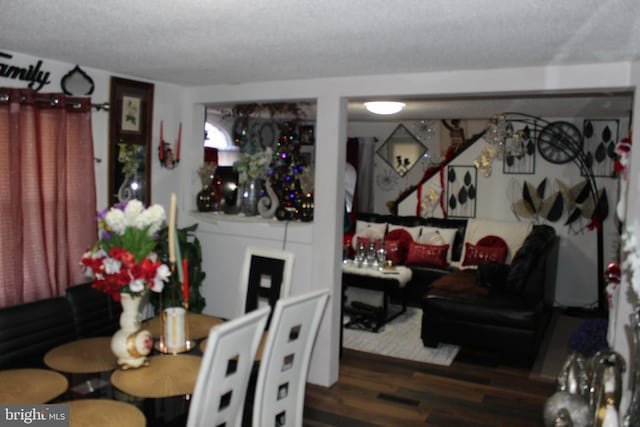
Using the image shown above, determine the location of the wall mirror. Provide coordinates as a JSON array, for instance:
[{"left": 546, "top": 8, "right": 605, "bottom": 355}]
[
  {"left": 376, "top": 123, "right": 427, "bottom": 176},
  {"left": 108, "top": 77, "right": 154, "bottom": 206}
]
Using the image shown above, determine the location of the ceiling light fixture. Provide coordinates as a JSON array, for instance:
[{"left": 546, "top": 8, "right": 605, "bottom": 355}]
[{"left": 364, "top": 101, "right": 405, "bottom": 115}]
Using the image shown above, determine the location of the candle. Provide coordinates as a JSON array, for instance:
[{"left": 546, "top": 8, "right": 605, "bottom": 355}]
[
  {"left": 168, "top": 193, "right": 176, "bottom": 264},
  {"left": 175, "top": 122, "right": 182, "bottom": 161},
  {"left": 159, "top": 120, "right": 164, "bottom": 161},
  {"left": 182, "top": 258, "right": 189, "bottom": 303}
]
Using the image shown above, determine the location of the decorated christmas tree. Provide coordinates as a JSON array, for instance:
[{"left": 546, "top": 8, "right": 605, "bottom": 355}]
[{"left": 268, "top": 122, "right": 311, "bottom": 220}]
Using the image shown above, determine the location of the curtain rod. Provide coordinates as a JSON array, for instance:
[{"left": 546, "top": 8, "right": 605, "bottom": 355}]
[{"left": 0, "top": 92, "right": 109, "bottom": 111}]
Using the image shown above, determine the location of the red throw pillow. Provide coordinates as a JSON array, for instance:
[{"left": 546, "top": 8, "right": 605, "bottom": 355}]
[
  {"left": 462, "top": 242, "right": 508, "bottom": 266},
  {"left": 384, "top": 239, "right": 405, "bottom": 265},
  {"left": 386, "top": 228, "right": 413, "bottom": 244},
  {"left": 476, "top": 235, "right": 508, "bottom": 250},
  {"left": 405, "top": 242, "right": 449, "bottom": 269},
  {"left": 383, "top": 229, "right": 414, "bottom": 265}
]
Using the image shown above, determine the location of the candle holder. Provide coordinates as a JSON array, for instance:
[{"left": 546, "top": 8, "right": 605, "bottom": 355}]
[{"left": 155, "top": 262, "right": 195, "bottom": 354}]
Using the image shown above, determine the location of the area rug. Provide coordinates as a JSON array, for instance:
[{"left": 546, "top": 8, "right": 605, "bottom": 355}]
[{"left": 343, "top": 306, "right": 460, "bottom": 366}]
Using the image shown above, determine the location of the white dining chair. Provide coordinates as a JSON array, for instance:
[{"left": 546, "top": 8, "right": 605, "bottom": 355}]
[
  {"left": 251, "top": 288, "right": 330, "bottom": 427},
  {"left": 187, "top": 306, "right": 270, "bottom": 427},
  {"left": 237, "top": 246, "right": 294, "bottom": 324}
]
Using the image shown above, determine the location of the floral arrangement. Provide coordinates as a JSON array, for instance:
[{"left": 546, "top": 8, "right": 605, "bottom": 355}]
[
  {"left": 81, "top": 200, "right": 171, "bottom": 301},
  {"left": 233, "top": 148, "right": 272, "bottom": 184},
  {"left": 197, "top": 163, "right": 217, "bottom": 187},
  {"left": 118, "top": 143, "right": 145, "bottom": 176}
]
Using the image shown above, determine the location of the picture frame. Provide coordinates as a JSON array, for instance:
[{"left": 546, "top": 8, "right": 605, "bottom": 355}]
[
  {"left": 299, "top": 124, "right": 315, "bottom": 145},
  {"left": 582, "top": 119, "right": 619, "bottom": 178},
  {"left": 121, "top": 95, "right": 142, "bottom": 133},
  {"left": 300, "top": 145, "right": 315, "bottom": 168},
  {"left": 108, "top": 77, "right": 154, "bottom": 206},
  {"left": 446, "top": 165, "right": 477, "bottom": 218}
]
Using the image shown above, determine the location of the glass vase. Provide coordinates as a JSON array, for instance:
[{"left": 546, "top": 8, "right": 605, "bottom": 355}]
[
  {"left": 624, "top": 306, "right": 640, "bottom": 426},
  {"left": 197, "top": 185, "right": 214, "bottom": 212},
  {"left": 240, "top": 178, "right": 262, "bottom": 216}
]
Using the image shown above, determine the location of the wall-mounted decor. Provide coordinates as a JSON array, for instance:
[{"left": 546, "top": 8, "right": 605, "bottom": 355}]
[
  {"left": 0, "top": 51, "right": 51, "bottom": 90},
  {"left": 376, "top": 124, "right": 427, "bottom": 177},
  {"left": 446, "top": 165, "right": 477, "bottom": 218},
  {"left": 299, "top": 124, "right": 315, "bottom": 145},
  {"left": 583, "top": 119, "right": 619, "bottom": 177},
  {"left": 439, "top": 119, "right": 471, "bottom": 155},
  {"left": 376, "top": 169, "right": 399, "bottom": 191},
  {"left": 158, "top": 120, "right": 181, "bottom": 169},
  {"left": 60, "top": 65, "right": 94, "bottom": 96},
  {"left": 503, "top": 122, "right": 536, "bottom": 175},
  {"left": 108, "top": 77, "right": 154, "bottom": 206}
]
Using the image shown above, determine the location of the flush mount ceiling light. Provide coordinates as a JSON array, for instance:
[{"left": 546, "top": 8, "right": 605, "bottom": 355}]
[{"left": 364, "top": 101, "right": 406, "bottom": 115}]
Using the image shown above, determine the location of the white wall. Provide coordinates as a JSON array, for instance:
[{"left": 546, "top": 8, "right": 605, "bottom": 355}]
[
  {"left": 181, "top": 62, "right": 636, "bottom": 389},
  {"left": 6, "top": 50, "right": 640, "bottom": 401}
]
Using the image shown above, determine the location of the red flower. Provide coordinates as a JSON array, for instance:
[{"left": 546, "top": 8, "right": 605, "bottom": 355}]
[{"left": 109, "top": 247, "right": 136, "bottom": 269}]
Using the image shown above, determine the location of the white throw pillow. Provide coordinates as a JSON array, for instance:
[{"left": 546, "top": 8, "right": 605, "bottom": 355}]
[
  {"left": 420, "top": 226, "right": 457, "bottom": 263},
  {"left": 460, "top": 218, "right": 533, "bottom": 264}
]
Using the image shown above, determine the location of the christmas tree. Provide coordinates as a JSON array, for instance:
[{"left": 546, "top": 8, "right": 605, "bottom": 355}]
[{"left": 268, "top": 122, "right": 309, "bottom": 220}]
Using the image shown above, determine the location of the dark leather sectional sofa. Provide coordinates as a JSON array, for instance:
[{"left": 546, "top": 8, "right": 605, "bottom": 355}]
[{"left": 344, "top": 212, "right": 559, "bottom": 365}]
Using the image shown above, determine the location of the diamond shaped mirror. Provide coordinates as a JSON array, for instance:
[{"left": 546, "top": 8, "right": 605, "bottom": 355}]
[{"left": 376, "top": 124, "right": 427, "bottom": 177}]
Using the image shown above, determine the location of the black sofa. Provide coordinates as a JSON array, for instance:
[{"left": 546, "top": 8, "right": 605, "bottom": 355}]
[
  {"left": 344, "top": 213, "right": 559, "bottom": 364},
  {"left": 0, "top": 283, "right": 121, "bottom": 370},
  {"left": 421, "top": 224, "right": 558, "bottom": 364}
]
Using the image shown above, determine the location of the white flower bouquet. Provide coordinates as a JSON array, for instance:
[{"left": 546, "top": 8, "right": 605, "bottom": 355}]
[{"left": 233, "top": 148, "right": 273, "bottom": 183}]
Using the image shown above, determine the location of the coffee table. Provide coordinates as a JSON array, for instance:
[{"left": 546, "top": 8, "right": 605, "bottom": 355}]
[{"left": 341, "top": 261, "right": 412, "bottom": 332}]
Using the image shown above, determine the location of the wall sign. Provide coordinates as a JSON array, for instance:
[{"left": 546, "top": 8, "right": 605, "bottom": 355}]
[{"left": 0, "top": 51, "right": 52, "bottom": 90}]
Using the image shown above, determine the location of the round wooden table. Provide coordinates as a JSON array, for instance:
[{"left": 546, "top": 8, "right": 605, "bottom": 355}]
[
  {"left": 142, "top": 313, "right": 224, "bottom": 340},
  {"left": 110, "top": 354, "right": 201, "bottom": 398},
  {"left": 0, "top": 368, "right": 68, "bottom": 403},
  {"left": 44, "top": 337, "right": 117, "bottom": 373},
  {"left": 66, "top": 399, "right": 145, "bottom": 427}
]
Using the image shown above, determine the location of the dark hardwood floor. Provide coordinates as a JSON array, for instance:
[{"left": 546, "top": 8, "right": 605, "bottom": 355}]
[{"left": 303, "top": 348, "right": 555, "bottom": 426}]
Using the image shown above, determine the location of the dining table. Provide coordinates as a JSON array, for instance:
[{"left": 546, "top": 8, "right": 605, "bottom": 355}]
[
  {"left": 0, "top": 368, "right": 68, "bottom": 404},
  {"left": 0, "top": 313, "right": 231, "bottom": 426}
]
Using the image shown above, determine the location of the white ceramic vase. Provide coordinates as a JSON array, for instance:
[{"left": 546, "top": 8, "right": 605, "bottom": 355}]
[{"left": 111, "top": 292, "right": 152, "bottom": 369}]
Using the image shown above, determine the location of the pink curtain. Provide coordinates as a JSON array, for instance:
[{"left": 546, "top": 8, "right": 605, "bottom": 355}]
[{"left": 0, "top": 88, "right": 97, "bottom": 307}]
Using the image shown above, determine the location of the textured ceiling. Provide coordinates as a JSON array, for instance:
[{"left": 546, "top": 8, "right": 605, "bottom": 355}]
[
  {"left": 2, "top": 0, "right": 640, "bottom": 87},
  {"left": 2, "top": 1, "right": 639, "bottom": 119}
]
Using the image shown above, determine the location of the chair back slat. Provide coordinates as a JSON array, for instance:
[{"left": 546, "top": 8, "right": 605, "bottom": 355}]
[
  {"left": 187, "top": 306, "right": 270, "bottom": 427},
  {"left": 252, "top": 289, "right": 330, "bottom": 427},
  {"left": 238, "top": 246, "right": 294, "bottom": 326}
]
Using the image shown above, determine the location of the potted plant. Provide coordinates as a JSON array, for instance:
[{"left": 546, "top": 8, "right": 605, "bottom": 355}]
[{"left": 150, "top": 223, "right": 207, "bottom": 314}]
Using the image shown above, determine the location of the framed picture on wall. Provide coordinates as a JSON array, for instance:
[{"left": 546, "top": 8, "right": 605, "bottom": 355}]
[
  {"left": 446, "top": 165, "right": 477, "bottom": 218},
  {"left": 108, "top": 77, "right": 154, "bottom": 206},
  {"left": 120, "top": 95, "right": 142, "bottom": 133},
  {"left": 582, "top": 119, "right": 619, "bottom": 177},
  {"left": 299, "top": 124, "right": 315, "bottom": 145},
  {"left": 300, "top": 145, "right": 315, "bottom": 168}
]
